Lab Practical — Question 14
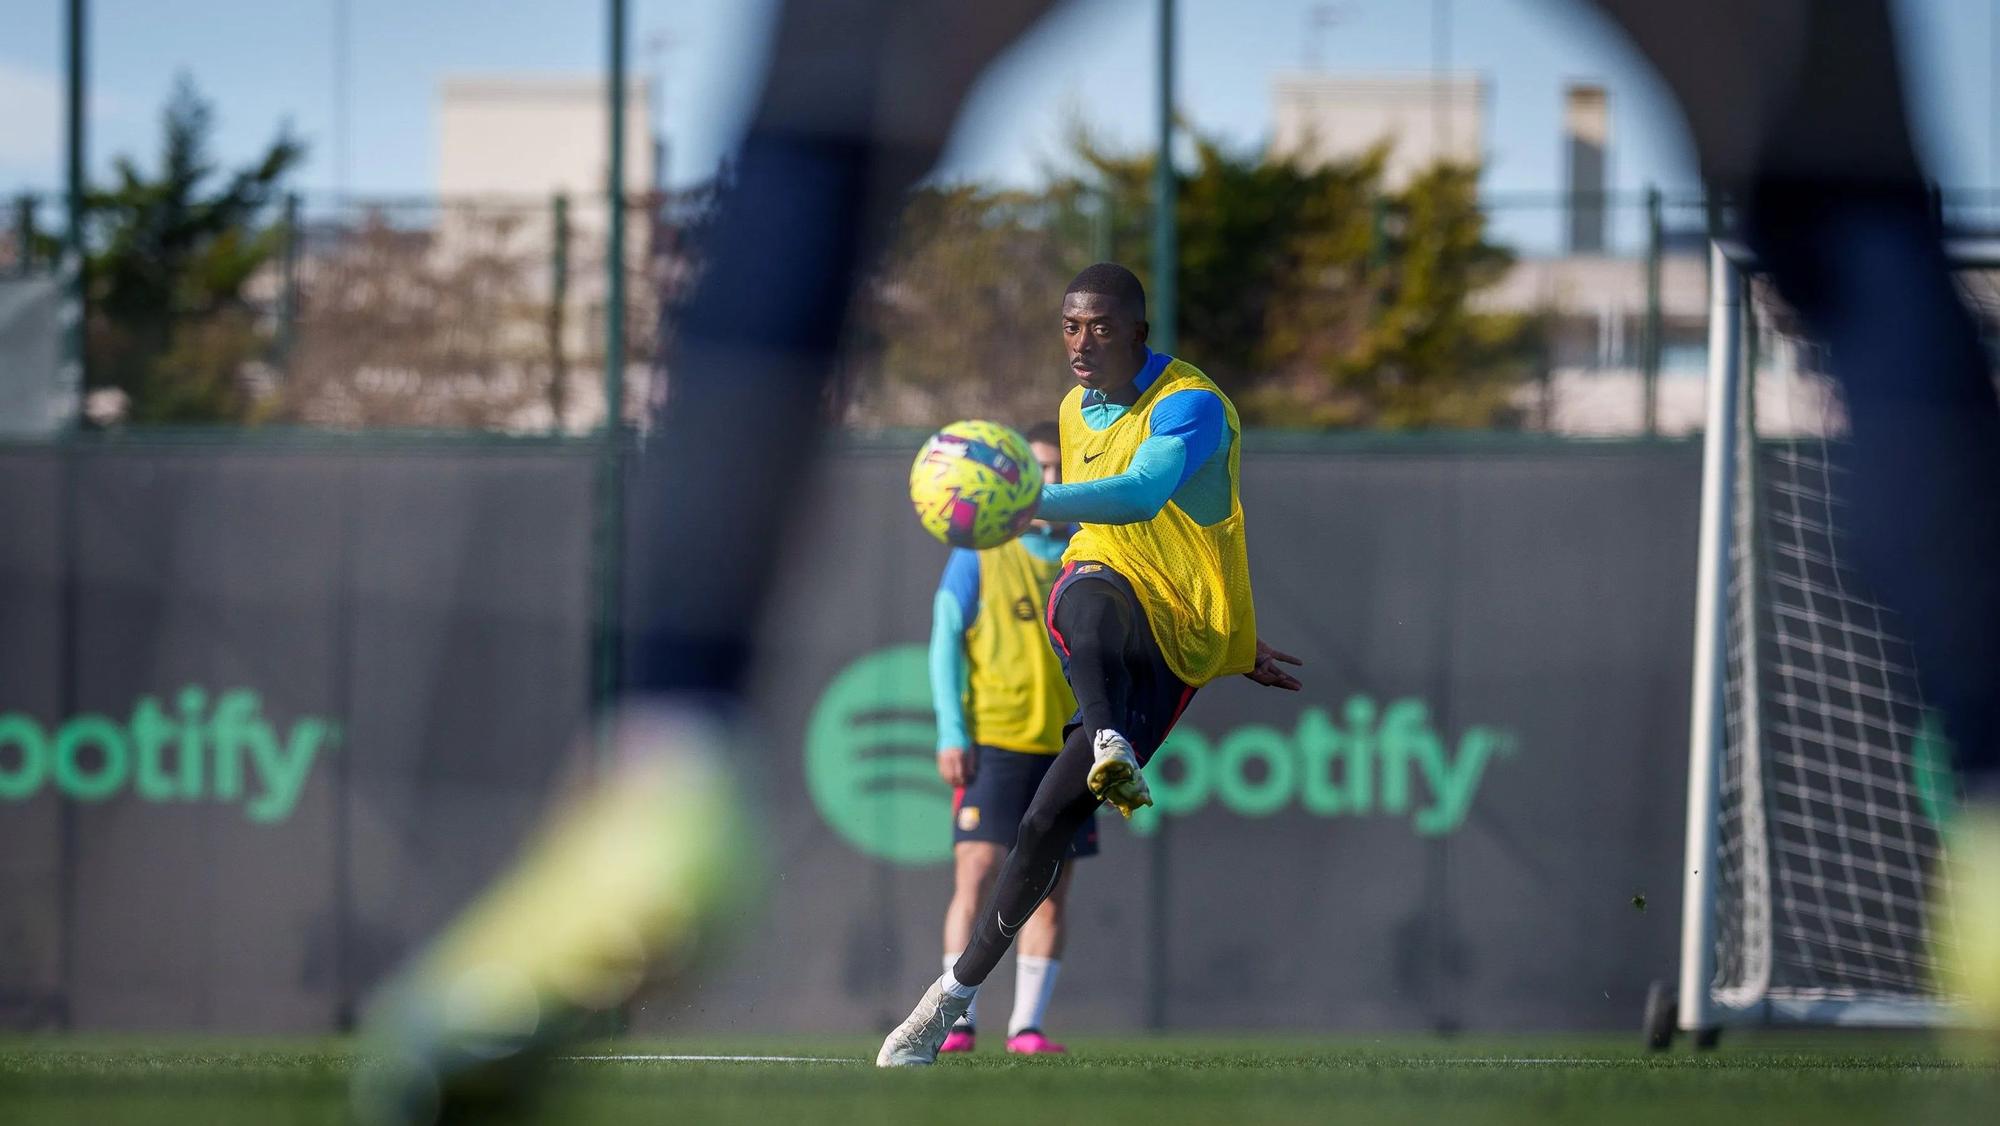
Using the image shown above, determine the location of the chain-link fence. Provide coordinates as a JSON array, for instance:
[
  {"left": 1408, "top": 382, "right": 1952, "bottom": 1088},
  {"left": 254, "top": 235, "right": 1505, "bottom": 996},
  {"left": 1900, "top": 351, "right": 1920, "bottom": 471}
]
[
  {"left": 271, "top": 194, "right": 673, "bottom": 433},
  {"left": 844, "top": 186, "right": 1723, "bottom": 437},
  {"left": 8, "top": 185, "right": 1999, "bottom": 438},
  {"left": 2, "top": 188, "right": 695, "bottom": 436}
]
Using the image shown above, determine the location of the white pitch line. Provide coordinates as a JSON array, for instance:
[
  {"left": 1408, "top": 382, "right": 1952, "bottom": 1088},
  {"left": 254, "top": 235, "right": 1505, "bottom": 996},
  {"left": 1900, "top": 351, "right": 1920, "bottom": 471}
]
[
  {"left": 1404, "top": 1058, "right": 1969, "bottom": 1072},
  {"left": 1397, "top": 1058, "right": 1629, "bottom": 1066},
  {"left": 561, "top": 1054, "right": 860, "bottom": 1064}
]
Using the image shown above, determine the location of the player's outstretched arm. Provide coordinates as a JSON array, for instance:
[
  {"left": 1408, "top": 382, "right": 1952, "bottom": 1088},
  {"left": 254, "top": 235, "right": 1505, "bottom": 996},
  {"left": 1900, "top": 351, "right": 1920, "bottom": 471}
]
[
  {"left": 1244, "top": 640, "right": 1303, "bottom": 691},
  {"left": 1036, "top": 437, "right": 1187, "bottom": 525},
  {"left": 1036, "top": 390, "right": 1224, "bottom": 526}
]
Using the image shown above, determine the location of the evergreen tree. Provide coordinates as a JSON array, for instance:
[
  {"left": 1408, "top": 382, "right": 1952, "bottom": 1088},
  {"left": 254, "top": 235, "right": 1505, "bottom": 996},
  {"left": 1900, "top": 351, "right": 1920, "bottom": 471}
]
[{"left": 87, "top": 76, "right": 303, "bottom": 423}]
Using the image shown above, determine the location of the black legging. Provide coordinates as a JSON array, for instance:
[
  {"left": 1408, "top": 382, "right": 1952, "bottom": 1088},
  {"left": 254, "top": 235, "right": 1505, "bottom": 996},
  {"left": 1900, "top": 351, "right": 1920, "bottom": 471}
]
[
  {"left": 952, "top": 579, "right": 1139, "bottom": 986},
  {"left": 949, "top": 725, "right": 1099, "bottom": 986}
]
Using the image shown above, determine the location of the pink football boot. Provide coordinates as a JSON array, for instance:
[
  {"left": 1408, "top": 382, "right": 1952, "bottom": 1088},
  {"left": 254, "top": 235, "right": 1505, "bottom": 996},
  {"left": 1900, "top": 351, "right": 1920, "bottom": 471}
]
[
  {"left": 1005, "top": 1030, "right": 1066, "bottom": 1054},
  {"left": 939, "top": 1028, "right": 976, "bottom": 1053}
]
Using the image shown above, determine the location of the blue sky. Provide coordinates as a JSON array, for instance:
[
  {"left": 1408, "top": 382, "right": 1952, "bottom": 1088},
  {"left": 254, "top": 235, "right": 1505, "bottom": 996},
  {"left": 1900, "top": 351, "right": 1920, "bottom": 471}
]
[{"left": 2, "top": 0, "right": 1995, "bottom": 251}]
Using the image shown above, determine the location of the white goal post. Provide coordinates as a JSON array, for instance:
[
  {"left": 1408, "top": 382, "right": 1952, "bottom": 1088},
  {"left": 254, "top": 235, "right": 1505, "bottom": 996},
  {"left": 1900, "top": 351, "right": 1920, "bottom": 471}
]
[{"left": 1672, "top": 237, "right": 2000, "bottom": 1041}]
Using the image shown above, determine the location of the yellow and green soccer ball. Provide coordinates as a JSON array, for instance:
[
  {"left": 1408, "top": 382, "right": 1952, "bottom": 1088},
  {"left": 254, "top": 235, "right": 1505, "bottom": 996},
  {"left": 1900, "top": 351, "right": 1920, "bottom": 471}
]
[{"left": 909, "top": 420, "right": 1041, "bottom": 549}]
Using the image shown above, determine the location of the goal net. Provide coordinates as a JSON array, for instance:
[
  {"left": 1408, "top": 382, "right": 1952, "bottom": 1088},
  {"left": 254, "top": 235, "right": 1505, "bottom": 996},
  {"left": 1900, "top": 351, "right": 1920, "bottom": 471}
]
[{"left": 1678, "top": 240, "right": 1993, "bottom": 1033}]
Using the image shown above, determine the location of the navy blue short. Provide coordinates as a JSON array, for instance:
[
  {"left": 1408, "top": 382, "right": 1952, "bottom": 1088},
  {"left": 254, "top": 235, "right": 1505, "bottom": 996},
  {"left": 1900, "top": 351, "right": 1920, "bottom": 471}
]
[
  {"left": 952, "top": 744, "right": 1100, "bottom": 858},
  {"left": 1045, "top": 560, "right": 1198, "bottom": 767}
]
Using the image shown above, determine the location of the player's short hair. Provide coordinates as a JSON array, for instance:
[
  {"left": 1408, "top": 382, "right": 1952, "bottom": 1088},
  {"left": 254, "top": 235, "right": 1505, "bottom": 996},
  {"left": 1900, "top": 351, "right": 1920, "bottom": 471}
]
[
  {"left": 1064, "top": 262, "right": 1146, "bottom": 322},
  {"left": 1023, "top": 421, "right": 1061, "bottom": 448}
]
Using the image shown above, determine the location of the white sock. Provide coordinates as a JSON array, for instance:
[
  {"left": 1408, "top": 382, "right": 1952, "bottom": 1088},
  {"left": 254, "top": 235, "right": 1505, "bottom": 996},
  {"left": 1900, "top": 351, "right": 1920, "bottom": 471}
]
[
  {"left": 1008, "top": 955, "right": 1061, "bottom": 1036},
  {"left": 938, "top": 969, "right": 979, "bottom": 1002},
  {"left": 943, "top": 953, "right": 978, "bottom": 1026}
]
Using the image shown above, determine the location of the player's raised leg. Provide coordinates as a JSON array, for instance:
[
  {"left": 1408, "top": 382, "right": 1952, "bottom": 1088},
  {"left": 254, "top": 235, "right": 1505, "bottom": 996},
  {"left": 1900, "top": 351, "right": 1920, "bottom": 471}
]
[{"left": 1054, "top": 575, "right": 1149, "bottom": 817}]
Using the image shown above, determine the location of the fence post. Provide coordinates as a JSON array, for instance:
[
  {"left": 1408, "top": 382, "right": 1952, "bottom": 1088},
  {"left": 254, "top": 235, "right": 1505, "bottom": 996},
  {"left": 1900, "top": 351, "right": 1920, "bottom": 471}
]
[
  {"left": 63, "top": 0, "right": 87, "bottom": 429},
  {"left": 592, "top": 6, "right": 635, "bottom": 1041},
  {"left": 1643, "top": 185, "right": 1662, "bottom": 437},
  {"left": 11, "top": 196, "right": 34, "bottom": 275},
  {"left": 1369, "top": 195, "right": 1390, "bottom": 270},
  {"left": 594, "top": 0, "right": 631, "bottom": 783},
  {"left": 549, "top": 193, "right": 571, "bottom": 432},
  {"left": 276, "top": 192, "right": 300, "bottom": 375},
  {"left": 606, "top": 0, "right": 628, "bottom": 435},
  {"left": 1145, "top": 0, "right": 1178, "bottom": 1028},
  {"left": 1091, "top": 186, "right": 1114, "bottom": 264},
  {"left": 1151, "top": 0, "right": 1177, "bottom": 355}
]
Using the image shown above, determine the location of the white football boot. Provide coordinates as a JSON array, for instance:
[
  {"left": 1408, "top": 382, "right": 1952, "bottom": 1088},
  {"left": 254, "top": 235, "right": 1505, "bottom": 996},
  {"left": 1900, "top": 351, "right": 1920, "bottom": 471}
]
[
  {"left": 877, "top": 975, "right": 975, "bottom": 1067},
  {"left": 1086, "top": 728, "right": 1151, "bottom": 818}
]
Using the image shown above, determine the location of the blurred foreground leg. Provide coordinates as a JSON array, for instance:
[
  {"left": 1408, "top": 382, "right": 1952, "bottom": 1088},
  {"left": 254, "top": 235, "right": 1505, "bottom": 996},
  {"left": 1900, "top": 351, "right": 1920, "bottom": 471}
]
[
  {"left": 353, "top": 2, "right": 1062, "bottom": 1119},
  {"left": 1592, "top": 0, "right": 2000, "bottom": 1038},
  {"left": 352, "top": 708, "right": 750, "bottom": 1122},
  {"left": 1944, "top": 811, "right": 2000, "bottom": 1032}
]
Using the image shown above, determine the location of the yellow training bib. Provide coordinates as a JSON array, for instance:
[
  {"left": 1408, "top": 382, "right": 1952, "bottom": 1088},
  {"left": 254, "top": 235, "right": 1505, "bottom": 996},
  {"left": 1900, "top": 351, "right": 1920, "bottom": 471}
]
[
  {"left": 1059, "top": 360, "right": 1257, "bottom": 686},
  {"left": 964, "top": 538, "right": 1074, "bottom": 753}
]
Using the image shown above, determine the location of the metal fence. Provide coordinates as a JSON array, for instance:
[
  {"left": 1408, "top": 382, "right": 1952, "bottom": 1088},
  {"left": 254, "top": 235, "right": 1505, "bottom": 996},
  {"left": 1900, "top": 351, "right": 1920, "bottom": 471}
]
[
  {"left": 3, "top": 189, "right": 701, "bottom": 436},
  {"left": 8, "top": 186, "right": 2000, "bottom": 440},
  {"left": 267, "top": 194, "right": 675, "bottom": 434}
]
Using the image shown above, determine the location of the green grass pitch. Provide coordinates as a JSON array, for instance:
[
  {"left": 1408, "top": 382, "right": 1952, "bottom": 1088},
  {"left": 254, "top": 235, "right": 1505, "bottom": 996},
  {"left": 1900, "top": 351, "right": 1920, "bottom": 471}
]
[{"left": 2, "top": 1033, "right": 1996, "bottom": 1125}]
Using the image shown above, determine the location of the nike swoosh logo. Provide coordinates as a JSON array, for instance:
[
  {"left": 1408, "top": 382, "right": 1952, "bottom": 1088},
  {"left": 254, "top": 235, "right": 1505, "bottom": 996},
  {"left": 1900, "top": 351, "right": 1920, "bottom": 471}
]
[
  {"left": 1082, "top": 452, "right": 1104, "bottom": 463},
  {"left": 994, "top": 865, "right": 1066, "bottom": 939}
]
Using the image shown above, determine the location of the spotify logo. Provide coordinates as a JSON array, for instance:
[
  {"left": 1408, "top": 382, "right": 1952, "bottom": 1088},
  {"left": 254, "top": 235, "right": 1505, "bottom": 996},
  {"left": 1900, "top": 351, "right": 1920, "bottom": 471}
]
[
  {"left": 805, "top": 646, "right": 1520, "bottom": 866},
  {"left": 0, "top": 688, "right": 335, "bottom": 823},
  {"left": 803, "top": 645, "right": 952, "bottom": 865}
]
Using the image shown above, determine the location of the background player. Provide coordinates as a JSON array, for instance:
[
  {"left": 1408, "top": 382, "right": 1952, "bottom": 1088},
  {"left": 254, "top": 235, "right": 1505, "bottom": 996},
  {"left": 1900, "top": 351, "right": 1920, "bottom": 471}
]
[
  {"left": 879, "top": 263, "right": 1303, "bottom": 1067},
  {"left": 932, "top": 422, "right": 1089, "bottom": 1055}
]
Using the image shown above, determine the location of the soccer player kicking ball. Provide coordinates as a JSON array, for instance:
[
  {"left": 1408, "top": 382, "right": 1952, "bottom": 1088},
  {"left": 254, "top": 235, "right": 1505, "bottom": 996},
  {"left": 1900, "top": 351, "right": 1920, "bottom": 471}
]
[
  {"left": 932, "top": 422, "right": 1093, "bottom": 1055},
  {"left": 880, "top": 263, "right": 1303, "bottom": 1067}
]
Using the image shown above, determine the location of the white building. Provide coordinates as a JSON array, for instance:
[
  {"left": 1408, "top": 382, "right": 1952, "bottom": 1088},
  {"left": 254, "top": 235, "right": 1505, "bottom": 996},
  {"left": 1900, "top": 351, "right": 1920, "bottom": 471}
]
[
  {"left": 438, "top": 75, "right": 655, "bottom": 202},
  {"left": 1268, "top": 72, "right": 1485, "bottom": 188},
  {"left": 435, "top": 75, "right": 657, "bottom": 431},
  {"left": 1477, "top": 251, "right": 1713, "bottom": 435}
]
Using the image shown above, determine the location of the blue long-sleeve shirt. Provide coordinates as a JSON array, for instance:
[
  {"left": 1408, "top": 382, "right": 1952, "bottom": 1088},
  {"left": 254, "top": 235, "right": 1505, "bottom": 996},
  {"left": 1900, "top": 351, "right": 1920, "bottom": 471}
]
[
  {"left": 929, "top": 526, "right": 1071, "bottom": 752},
  {"left": 1035, "top": 349, "right": 1233, "bottom": 528}
]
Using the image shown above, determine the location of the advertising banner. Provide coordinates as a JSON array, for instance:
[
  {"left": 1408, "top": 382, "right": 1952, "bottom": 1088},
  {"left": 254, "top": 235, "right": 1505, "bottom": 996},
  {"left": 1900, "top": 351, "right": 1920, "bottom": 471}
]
[{"left": 0, "top": 441, "right": 1700, "bottom": 1034}]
